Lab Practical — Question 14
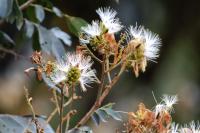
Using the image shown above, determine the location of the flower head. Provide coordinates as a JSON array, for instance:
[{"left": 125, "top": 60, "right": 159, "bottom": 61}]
[
  {"left": 127, "top": 25, "right": 144, "bottom": 41},
  {"left": 170, "top": 123, "right": 179, "bottom": 133},
  {"left": 154, "top": 103, "right": 165, "bottom": 117},
  {"left": 80, "top": 7, "right": 123, "bottom": 55},
  {"left": 96, "top": 7, "right": 123, "bottom": 33},
  {"left": 153, "top": 95, "right": 178, "bottom": 117},
  {"left": 189, "top": 121, "right": 200, "bottom": 133},
  {"left": 124, "top": 25, "right": 161, "bottom": 77},
  {"left": 143, "top": 29, "right": 161, "bottom": 61},
  {"left": 56, "top": 53, "right": 98, "bottom": 91},
  {"left": 80, "top": 20, "right": 102, "bottom": 44},
  {"left": 127, "top": 25, "right": 161, "bottom": 62},
  {"left": 161, "top": 95, "right": 178, "bottom": 112}
]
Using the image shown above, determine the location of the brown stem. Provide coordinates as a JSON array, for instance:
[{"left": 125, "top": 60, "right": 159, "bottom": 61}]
[
  {"left": 53, "top": 90, "right": 60, "bottom": 115},
  {"left": 46, "top": 97, "right": 73, "bottom": 124},
  {"left": 106, "top": 57, "right": 112, "bottom": 83},
  {"left": 24, "top": 86, "right": 40, "bottom": 133},
  {"left": 96, "top": 55, "right": 106, "bottom": 100},
  {"left": 0, "top": 46, "right": 29, "bottom": 61},
  {"left": 59, "top": 88, "right": 64, "bottom": 133},
  {"left": 85, "top": 46, "right": 103, "bottom": 63},
  {"left": 75, "top": 64, "right": 125, "bottom": 127},
  {"left": 65, "top": 84, "right": 75, "bottom": 131},
  {"left": 75, "top": 55, "right": 107, "bottom": 127}
]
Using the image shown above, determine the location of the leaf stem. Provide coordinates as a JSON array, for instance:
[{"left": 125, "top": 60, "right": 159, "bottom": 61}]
[
  {"left": 20, "top": 0, "right": 36, "bottom": 10},
  {"left": 85, "top": 46, "right": 103, "bottom": 63}
]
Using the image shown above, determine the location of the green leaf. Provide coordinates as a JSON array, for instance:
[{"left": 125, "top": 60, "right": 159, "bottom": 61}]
[
  {"left": 66, "top": 16, "right": 88, "bottom": 37},
  {"left": 101, "top": 103, "right": 115, "bottom": 109},
  {"left": 25, "top": 6, "right": 38, "bottom": 22},
  {"left": 0, "top": 0, "right": 14, "bottom": 18},
  {"left": 103, "top": 108, "right": 122, "bottom": 121},
  {"left": 7, "top": 0, "right": 23, "bottom": 30},
  {"left": 34, "top": 5, "right": 45, "bottom": 23},
  {"left": 37, "top": 25, "right": 66, "bottom": 60},
  {"left": 0, "top": 114, "right": 54, "bottom": 133},
  {"left": 24, "top": 20, "right": 35, "bottom": 38},
  {"left": 68, "top": 126, "right": 93, "bottom": 133},
  {"left": 50, "top": 27, "right": 71, "bottom": 46},
  {"left": 32, "top": 28, "right": 40, "bottom": 50},
  {"left": 0, "top": 31, "right": 15, "bottom": 45},
  {"left": 95, "top": 110, "right": 108, "bottom": 123},
  {"left": 52, "top": 7, "right": 62, "bottom": 17},
  {"left": 91, "top": 112, "right": 100, "bottom": 126},
  {"left": 93, "top": 103, "right": 122, "bottom": 124},
  {"left": 41, "top": 72, "right": 61, "bottom": 93}
]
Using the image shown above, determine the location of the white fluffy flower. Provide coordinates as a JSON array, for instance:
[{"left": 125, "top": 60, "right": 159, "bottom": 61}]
[
  {"left": 143, "top": 29, "right": 161, "bottom": 61},
  {"left": 49, "top": 70, "right": 66, "bottom": 84},
  {"left": 57, "top": 53, "right": 98, "bottom": 91},
  {"left": 127, "top": 25, "right": 161, "bottom": 62},
  {"left": 41, "top": 68, "right": 66, "bottom": 92},
  {"left": 161, "top": 95, "right": 178, "bottom": 112},
  {"left": 80, "top": 20, "right": 102, "bottom": 44},
  {"left": 96, "top": 7, "right": 123, "bottom": 33},
  {"left": 154, "top": 95, "right": 178, "bottom": 115},
  {"left": 154, "top": 103, "right": 165, "bottom": 116},
  {"left": 170, "top": 123, "right": 179, "bottom": 133},
  {"left": 189, "top": 121, "right": 200, "bottom": 133},
  {"left": 127, "top": 25, "right": 144, "bottom": 40}
]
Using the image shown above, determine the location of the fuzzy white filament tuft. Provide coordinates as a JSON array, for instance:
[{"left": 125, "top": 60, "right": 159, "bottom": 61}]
[
  {"left": 161, "top": 95, "right": 178, "bottom": 112},
  {"left": 56, "top": 53, "right": 98, "bottom": 91},
  {"left": 127, "top": 25, "right": 161, "bottom": 62},
  {"left": 96, "top": 7, "right": 123, "bottom": 33},
  {"left": 80, "top": 20, "right": 102, "bottom": 44}
]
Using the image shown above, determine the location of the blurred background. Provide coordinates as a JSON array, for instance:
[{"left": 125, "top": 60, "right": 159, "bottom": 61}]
[{"left": 0, "top": 0, "right": 200, "bottom": 132}]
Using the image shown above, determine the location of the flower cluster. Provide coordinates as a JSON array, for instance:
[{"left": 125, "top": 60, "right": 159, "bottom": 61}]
[
  {"left": 124, "top": 25, "right": 161, "bottom": 77},
  {"left": 125, "top": 95, "right": 200, "bottom": 133},
  {"left": 80, "top": 7, "right": 161, "bottom": 77},
  {"left": 31, "top": 51, "right": 98, "bottom": 92},
  {"left": 26, "top": 6, "right": 199, "bottom": 133},
  {"left": 80, "top": 7, "right": 122, "bottom": 55}
]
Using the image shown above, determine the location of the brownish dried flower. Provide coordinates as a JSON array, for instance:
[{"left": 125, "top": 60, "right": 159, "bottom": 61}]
[
  {"left": 126, "top": 103, "right": 172, "bottom": 133},
  {"left": 31, "top": 51, "right": 42, "bottom": 64}
]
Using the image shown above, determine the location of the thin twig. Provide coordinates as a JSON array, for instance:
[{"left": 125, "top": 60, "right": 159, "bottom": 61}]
[
  {"left": 75, "top": 55, "right": 107, "bottom": 127},
  {"left": 46, "top": 97, "right": 74, "bottom": 123},
  {"left": 59, "top": 88, "right": 64, "bottom": 133},
  {"left": 53, "top": 89, "right": 60, "bottom": 115},
  {"left": 24, "top": 86, "right": 36, "bottom": 120},
  {"left": 0, "top": 46, "right": 29, "bottom": 61},
  {"left": 63, "top": 110, "right": 77, "bottom": 123},
  {"left": 106, "top": 57, "right": 112, "bottom": 83},
  {"left": 31, "top": 4, "right": 71, "bottom": 19},
  {"left": 96, "top": 55, "right": 106, "bottom": 100},
  {"left": 24, "top": 86, "right": 40, "bottom": 133},
  {"left": 106, "top": 60, "right": 122, "bottom": 73},
  {"left": 56, "top": 110, "right": 77, "bottom": 133},
  {"left": 85, "top": 46, "right": 103, "bottom": 63},
  {"left": 65, "top": 84, "right": 75, "bottom": 131},
  {"left": 20, "top": 0, "right": 36, "bottom": 10}
]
